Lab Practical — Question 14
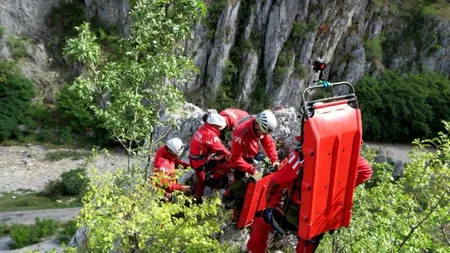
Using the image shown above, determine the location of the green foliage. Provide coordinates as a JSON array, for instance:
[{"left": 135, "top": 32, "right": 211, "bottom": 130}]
[
  {"left": 10, "top": 218, "right": 58, "bottom": 249},
  {"left": 47, "top": 0, "right": 86, "bottom": 60},
  {"left": 292, "top": 21, "right": 317, "bottom": 40},
  {"left": 210, "top": 60, "right": 238, "bottom": 110},
  {"left": 0, "top": 26, "right": 5, "bottom": 37},
  {"left": 204, "top": 0, "right": 229, "bottom": 39},
  {"left": 293, "top": 62, "right": 309, "bottom": 80},
  {"left": 423, "top": 0, "right": 450, "bottom": 20},
  {"left": 64, "top": 0, "right": 206, "bottom": 167},
  {"left": 364, "top": 37, "right": 383, "bottom": 62},
  {"left": 61, "top": 168, "right": 89, "bottom": 196},
  {"left": 58, "top": 220, "right": 78, "bottom": 245},
  {"left": 10, "top": 224, "right": 39, "bottom": 249},
  {"left": 45, "top": 150, "right": 90, "bottom": 161},
  {"left": 249, "top": 69, "right": 271, "bottom": 114},
  {"left": 43, "top": 167, "right": 89, "bottom": 198},
  {"left": 209, "top": 85, "right": 238, "bottom": 110},
  {"left": 56, "top": 84, "right": 98, "bottom": 133},
  {"left": 7, "top": 36, "right": 27, "bottom": 58},
  {"left": 78, "top": 168, "right": 236, "bottom": 252},
  {"left": 356, "top": 71, "right": 450, "bottom": 142},
  {"left": 0, "top": 192, "right": 80, "bottom": 212},
  {"left": 0, "top": 61, "right": 35, "bottom": 141},
  {"left": 318, "top": 123, "right": 450, "bottom": 252},
  {"left": 64, "top": 22, "right": 101, "bottom": 74},
  {"left": 273, "top": 49, "right": 294, "bottom": 88}
]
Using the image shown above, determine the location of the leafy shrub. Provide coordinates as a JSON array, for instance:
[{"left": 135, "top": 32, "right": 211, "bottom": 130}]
[
  {"left": 61, "top": 168, "right": 89, "bottom": 196},
  {"left": 58, "top": 220, "right": 78, "bottom": 245},
  {"left": 22, "top": 102, "right": 53, "bottom": 130},
  {"left": 78, "top": 167, "right": 236, "bottom": 252},
  {"left": 0, "top": 61, "right": 35, "bottom": 141},
  {"left": 0, "top": 26, "right": 5, "bottom": 37},
  {"left": 364, "top": 38, "right": 383, "bottom": 62},
  {"left": 292, "top": 21, "right": 317, "bottom": 40},
  {"left": 356, "top": 70, "right": 450, "bottom": 142},
  {"left": 423, "top": 0, "right": 450, "bottom": 20},
  {"left": 35, "top": 218, "right": 58, "bottom": 238},
  {"left": 56, "top": 84, "right": 98, "bottom": 132},
  {"left": 7, "top": 36, "right": 27, "bottom": 58},
  {"left": 35, "top": 129, "right": 58, "bottom": 143},
  {"left": 10, "top": 219, "right": 58, "bottom": 249},
  {"left": 43, "top": 167, "right": 89, "bottom": 198},
  {"left": 42, "top": 179, "right": 65, "bottom": 199},
  {"left": 10, "top": 224, "right": 39, "bottom": 249}
]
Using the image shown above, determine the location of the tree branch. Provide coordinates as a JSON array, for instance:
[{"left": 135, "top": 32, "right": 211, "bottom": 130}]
[
  {"left": 443, "top": 225, "right": 450, "bottom": 246},
  {"left": 398, "top": 190, "right": 448, "bottom": 249}
]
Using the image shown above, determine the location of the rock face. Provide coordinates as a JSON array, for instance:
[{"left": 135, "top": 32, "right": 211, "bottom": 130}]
[{"left": 1, "top": 0, "right": 449, "bottom": 109}]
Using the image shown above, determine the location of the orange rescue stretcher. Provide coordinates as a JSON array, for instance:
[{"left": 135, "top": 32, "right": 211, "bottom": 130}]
[{"left": 237, "top": 81, "right": 362, "bottom": 240}]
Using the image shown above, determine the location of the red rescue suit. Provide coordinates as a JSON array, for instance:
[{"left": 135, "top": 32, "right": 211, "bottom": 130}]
[
  {"left": 247, "top": 151, "right": 373, "bottom": 253},
  {"left": 189, "top": 123, "right": 231, "bottom": 199},
  {"left": 219, "top": 108, "right": 249, "bottom": 130},
  {"left": 228, "top": 118, "right": 279, "bottom": 175},
  {"left": 152, "top": 145, "right": 189, "bottom": 193}
]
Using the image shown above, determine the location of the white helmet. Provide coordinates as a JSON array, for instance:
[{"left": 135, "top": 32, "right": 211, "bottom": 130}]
[
  {"left": 207, "top": 113, "right": 227, "bottom": 130},
  {"left": 256, "top": 110, "right": 277, "bottom": 134},
  {"left": 167, "top": 138, "right": 185, "bottom": 157}
]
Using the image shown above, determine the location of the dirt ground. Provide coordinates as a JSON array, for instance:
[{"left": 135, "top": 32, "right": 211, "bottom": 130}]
[{"left": 0, "top": 145, "right": 131, "bottom": 193}]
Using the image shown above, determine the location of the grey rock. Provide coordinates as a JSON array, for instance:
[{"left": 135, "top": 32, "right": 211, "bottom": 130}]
[
  {"left": 206, "top": 1, "right": 241, "bottom": 101},
  {"left": 219, "top": 224, "right": 250, "bottom": 251},
  {"left": 85, "top": 0, "right": 131, "bottom": 35},
  {"left": 237, "top": 49, "right": 259, "bottom": 106},
  {"left": 392, "top": 159, "right": 405, "bottom": 178},
  {"left": 69, "top": 226, "right": 88, "bottom": 248}
]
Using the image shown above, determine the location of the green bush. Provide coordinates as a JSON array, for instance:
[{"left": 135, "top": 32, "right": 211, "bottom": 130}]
[
  {"left": 292, "top": 21, "right": 316, "bottom": 40},
  {"left": 423, "top": 0, "right": 450, "bottom": 20},
  {"left": 0, "top": 61, "right": 35, "bottom": 141},
  {"left": 10, "top": 218, "right": 58, "bottom": 249},
  {"left": 0, "top": 26, "right": 5, "bottom": 37},
  {"left": 78, "top": 167, "right": 236, "bottom": 252},
  {"left": 364, "top": 38, "right": 383, "bottom": 62},
  {"left": 7, "top": 36, "right": 27, "bottom": 58},
  {"left": 58, "top": 220, "right": 78, "bottom": 245},
  {"left": 10, "top": 224, "right": 39, "bottom": 249},
  {"left": 61, "top": 168, "right": 89, "bottom": 196},
  {"left": 56, "top": 84, "right": 98, "bottom": 133},
  {"left": 35, "top": 218, "right": 58, "bottom": 238},
  {"left": 356, "top": 70, "right": 450, "bottom": 142},
  {"left": 42, "top": 179, "right": 65, "bottom": 199},
  {"left": 43, "top": 167, "right": 89, "bottom": 198}
]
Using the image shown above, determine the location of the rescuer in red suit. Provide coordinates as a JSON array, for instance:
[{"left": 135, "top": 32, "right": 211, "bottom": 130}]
[
  {"left": 246, "top": 143, "right": 373, "bottom": 253},
  {"left": 152, "top": 138, "right": 191, "bottom": 200},
  {"left": 189, "top": 113, "right": 231, "bottom": 203}
]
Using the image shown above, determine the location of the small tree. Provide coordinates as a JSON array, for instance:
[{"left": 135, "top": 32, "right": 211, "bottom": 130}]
[
  {"left": 63, "top": 0, "right": 206, "bottom": 174},
  {"left": 77, "top": 166, "right": 236, "bottom": 252},
  {"left": 0, "top": 61, "right": 35, "bottom": 141},
  {"left": 317, "top": 121, "right": 450, "bottom": 252}
]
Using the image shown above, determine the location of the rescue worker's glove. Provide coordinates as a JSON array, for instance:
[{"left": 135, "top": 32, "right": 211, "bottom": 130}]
[{"left": 262, "top": 208, "right": 286, "bottom": 235}]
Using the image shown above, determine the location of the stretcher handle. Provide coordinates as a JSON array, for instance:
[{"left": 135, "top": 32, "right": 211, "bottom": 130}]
[{"left": 301, "top": 81, "right": 358, "bottom": 119}]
